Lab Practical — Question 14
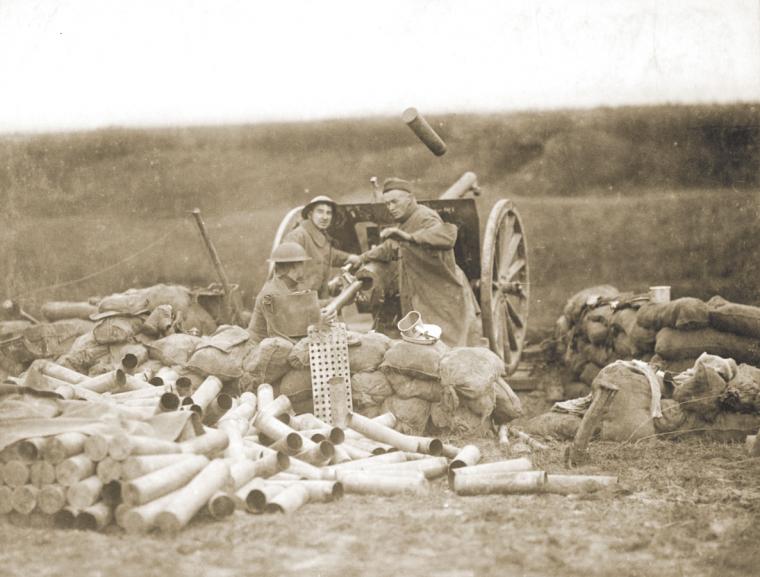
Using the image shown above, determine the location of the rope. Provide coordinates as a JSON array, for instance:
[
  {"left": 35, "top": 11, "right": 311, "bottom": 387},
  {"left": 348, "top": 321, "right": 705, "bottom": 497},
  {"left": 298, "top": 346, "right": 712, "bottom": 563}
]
[{"left": 14, "top": 224, "right": 182, "bottom": 300}]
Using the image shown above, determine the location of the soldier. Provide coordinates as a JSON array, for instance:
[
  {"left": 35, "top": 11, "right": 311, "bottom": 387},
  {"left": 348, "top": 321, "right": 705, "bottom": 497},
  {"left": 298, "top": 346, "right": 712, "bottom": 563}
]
[
  {"left": 283, "top": 195, "right": 361, "bottom": 298},
  {"left": 351, "top": 178, "right": 481, "bottom": 347},
  {"left": 248, "top": 242, "right": 335, "bottom": 345}
]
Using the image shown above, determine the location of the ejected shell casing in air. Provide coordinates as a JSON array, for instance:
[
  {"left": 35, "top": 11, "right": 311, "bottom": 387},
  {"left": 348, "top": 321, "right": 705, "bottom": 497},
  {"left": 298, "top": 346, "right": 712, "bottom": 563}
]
[{"left": 402, "top": 107, "right": 447, "bottom": 156}]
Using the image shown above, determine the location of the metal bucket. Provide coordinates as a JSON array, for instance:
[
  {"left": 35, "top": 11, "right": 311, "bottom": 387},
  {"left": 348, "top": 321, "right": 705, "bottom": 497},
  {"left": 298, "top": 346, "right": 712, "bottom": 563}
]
[{"left": 648, "top": 286, "right": 671, "bottom": 304}]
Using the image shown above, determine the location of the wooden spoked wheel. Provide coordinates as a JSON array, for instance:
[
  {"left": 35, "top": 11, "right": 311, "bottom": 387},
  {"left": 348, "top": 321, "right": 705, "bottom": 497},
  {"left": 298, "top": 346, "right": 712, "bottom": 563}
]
[
  {"left": 480, "top": 199, "right": 529, "bottom": 374},
  {"left": 267, "top": 206, "right": 304, "bottom": 278}
]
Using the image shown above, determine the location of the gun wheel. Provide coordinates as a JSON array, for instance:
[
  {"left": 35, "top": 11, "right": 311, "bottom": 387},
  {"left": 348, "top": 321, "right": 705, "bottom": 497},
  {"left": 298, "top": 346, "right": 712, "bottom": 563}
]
[{"left": 480, "top": 199, "right": 529, "bottom": 375}]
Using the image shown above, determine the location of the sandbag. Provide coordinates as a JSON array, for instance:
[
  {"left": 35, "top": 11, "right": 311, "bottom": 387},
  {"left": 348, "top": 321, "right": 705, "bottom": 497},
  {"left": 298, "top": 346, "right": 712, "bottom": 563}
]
[
  {"left": 653, "top": 399, "right": 687, "bottom": 434},
  {"left": 438, "top": 347, "right": 503, "bottom": 400},
  {"left": 585, "top": 304, "right": 615, "bottom": 326},
  {"left": 92, "top": 314, "right": 144, "bottom": 345},
  {"left": 381, "top": 395, "right": 431, "bottom": 436},
  {"left": 287, "top": 337, "right": 311, "bottom": 370},
  {"left": 108, "top": 342, "right": 149, "bottom": 369},
  {"left": 563, "top": 285, "right": 619, "bottom": 323},
  {"left": 179, "top": 301, "right": 218, "bottom": 335},
  {"left": 629, "top": 323, "right": 657, "bottom": 352},
  {"left": 57, "top": 331, "right": 110, "bottom": 373},
  {"left": 146, "top": 333, "right": 203, "bottom": 366},
  {"left": 21, "top": 319, "right": 94, "bottom": 360},
  {"left": 187, "top": 325, "right": 252, "bottom": 379},
  {"left": 564, "top": 381, "right": 592, "bottom": 399},
  {"left": 707, "top": 295, "right": 760, "bottom": 339},
  {"left": 636, "top": 298, "right": 710, "bottom": 332},
  {"left": 98, "top": 290, "right": 151, "bottom": 315},
  {"left": 278, "top": 369, "right": 313, "bottom": 404},
  {"left": 241, "top": 336, "right": 293, "bottom": 387},
  {"left": 142, "top": 284, "right": 193, "bottom": 314},
  {"left": 348, "top": 331, "right": 391, "bottom": 373},
  {"left": 430, "top": 402, "right": 491, "bottom": 437},
  {"left": 677, "top": 412, "right": 760, "bottom": 442},
  {"left": 594, "top": 363, "right": 655, "bottom": 442},
  {"left": 519, "top": 412, "right": 582, "bottom": 440},
  {"left": 581, "top": 343, "right": 614, "bottom": 368},
  {"left": 188, "top": 343, "right": 250, "bottom": 380},
  {"left": 610, "top": 307, "right": 638, "bottom": 334},
  {"left": 567, "top": 351, "right": 587, "bottom": 378},
  {"left": 142, "top": 304, "right": 174, "bottom": 337},
  {"left": 464, "top": 386, "right": 495, "bottom": 418},
  {"left": 385, "top": 370, "right": 442, "bottom": 402},
  {"left": 613, "top": 332, "right": 637, "bottom": 359},
  {"left": 655, "top": 327, "right": 760, "bottom": 365},
  {"left": 722, "top": 364, "right": 760, "bottom": 413},
  {"left": 649, "top": 354, "right": 698, "bottom": 375},
  {"left": 672, "top": 359, "right": 728, "bottom": 420},
  {"left": 356, "top": 404, "right": 383, "bottom": 419},
  {"left": 492, "top": 378, "right": 523, "bottom": 422},
  {"left": 579, "top": 362, "right": 602, "bottom": 386},
  {"left": 291, "top": 397, "right": 314, "bottom": 416},
  {"left": 583, "top": 319, "right": 609, "bottom": 346},
  {"left": 351, "top": 371, "right": 393, "bottom": 409},
  {"left": 380, "top": 340, "right": 448, "bottom": 380}
]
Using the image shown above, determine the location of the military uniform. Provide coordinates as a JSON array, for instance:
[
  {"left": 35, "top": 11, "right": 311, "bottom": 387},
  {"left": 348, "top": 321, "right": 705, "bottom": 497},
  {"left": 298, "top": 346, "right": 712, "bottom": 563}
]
[
  {"left": 247, "top": 274, "right": 303, "bottom": 345},
  {"left": 361, "top": 203, "right": 481, "bottom": 347},
  {"left": 284, "top": 219, "right": 351, "bottom": 298}
]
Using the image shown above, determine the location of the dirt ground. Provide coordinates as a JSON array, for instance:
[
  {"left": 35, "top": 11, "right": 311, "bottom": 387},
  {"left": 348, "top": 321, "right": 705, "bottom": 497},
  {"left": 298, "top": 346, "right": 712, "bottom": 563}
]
[{"left": 1, "top": 432, "right": 758, "bottom": 577}]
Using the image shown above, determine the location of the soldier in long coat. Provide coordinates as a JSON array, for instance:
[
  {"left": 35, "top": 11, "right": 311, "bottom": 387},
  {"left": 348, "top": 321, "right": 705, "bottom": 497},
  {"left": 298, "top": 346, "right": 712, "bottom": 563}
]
[
  {"left": 355, "top": 178, "right": 481, "bottom": 347},
  {"left": 283, "top": 195, "right": 359, "bottom": 299}
]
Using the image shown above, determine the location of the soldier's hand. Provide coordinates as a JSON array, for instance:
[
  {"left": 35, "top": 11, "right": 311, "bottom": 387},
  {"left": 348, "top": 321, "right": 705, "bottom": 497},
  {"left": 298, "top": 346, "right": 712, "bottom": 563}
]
[
  {"left": 345, "top": 254, "right": 363, "bottom": 270},
  {"left": 320, "top": 307, "right": 337, "bottom": 324},
  {"left": 380, "top": 227, "right": 412, "bottom": 241}
]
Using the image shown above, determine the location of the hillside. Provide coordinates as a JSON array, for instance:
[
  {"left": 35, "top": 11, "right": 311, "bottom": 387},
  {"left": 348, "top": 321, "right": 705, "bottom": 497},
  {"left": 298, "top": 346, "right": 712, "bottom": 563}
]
[{"left": 1, "top": 103, "right": 758, "bottom": 217}]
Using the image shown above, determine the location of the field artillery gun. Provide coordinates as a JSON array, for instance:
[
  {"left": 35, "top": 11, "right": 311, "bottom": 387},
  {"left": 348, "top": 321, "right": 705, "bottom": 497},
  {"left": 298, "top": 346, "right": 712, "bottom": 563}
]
[{"left": 270, "top": 173, "right": 530, "bottom": 374}]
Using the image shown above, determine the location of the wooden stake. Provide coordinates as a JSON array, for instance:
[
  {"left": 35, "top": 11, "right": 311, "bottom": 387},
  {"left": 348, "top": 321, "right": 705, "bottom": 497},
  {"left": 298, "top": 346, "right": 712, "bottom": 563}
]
[{"left": 566, "top": 382, "right": 618, "bottom": 467}]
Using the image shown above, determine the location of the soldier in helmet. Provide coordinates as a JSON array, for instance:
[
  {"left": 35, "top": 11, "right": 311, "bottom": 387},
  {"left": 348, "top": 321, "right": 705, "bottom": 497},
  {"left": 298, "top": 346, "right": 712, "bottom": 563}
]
[
  {"left": 283, "top": 195, "right": 362, "bottom": 298},
  {"left": 248, "top": 242, "right": 336, "bottom": 345}
]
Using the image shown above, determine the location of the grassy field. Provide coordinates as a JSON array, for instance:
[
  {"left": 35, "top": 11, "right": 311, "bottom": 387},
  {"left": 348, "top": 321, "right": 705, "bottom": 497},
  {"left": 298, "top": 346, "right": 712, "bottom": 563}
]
[{"left": 1, "top": 437, "right": 758, "bottom": 577}]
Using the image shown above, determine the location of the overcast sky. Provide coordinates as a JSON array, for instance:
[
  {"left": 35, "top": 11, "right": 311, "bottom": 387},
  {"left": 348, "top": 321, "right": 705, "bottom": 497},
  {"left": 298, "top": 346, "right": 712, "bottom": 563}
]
[{"left": 0, "top": 0, "right": 758, "bottom": 133}]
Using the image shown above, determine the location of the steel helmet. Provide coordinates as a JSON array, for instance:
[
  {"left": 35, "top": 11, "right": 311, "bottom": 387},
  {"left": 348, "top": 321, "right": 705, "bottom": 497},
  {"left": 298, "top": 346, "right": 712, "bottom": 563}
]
[
  {"left": 301, "top": 195, "right": 338, "bottom": 220},
  {"left": 268, "top": 242, "right": 311, "bottom": 263}
]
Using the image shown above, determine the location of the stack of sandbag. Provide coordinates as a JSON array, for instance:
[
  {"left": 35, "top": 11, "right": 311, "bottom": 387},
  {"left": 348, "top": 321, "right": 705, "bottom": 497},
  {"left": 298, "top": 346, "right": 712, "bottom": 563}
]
[
  {"left": 555, "top": 288, "right": 760, "bottom": 393},
  {"left": 1, "top": 319, "right": 94, "bottom": 381},
  {"left": 53, "top": 284, "right": 219, "bottom": 379},
  {"left": 651, "top": 295, "right": 760, "bottom": 372},
  {"left": 520, "top": 353, "right": 760, "bottom": 443},
  {"left": 377, "top": 340, "right": 522, "bottom": 436},
  {"left": 555, "top": 285, "right": 655, "bottom": 388},
  {"left": 244, "top": 334, "right": 523, "bottom": 438}
]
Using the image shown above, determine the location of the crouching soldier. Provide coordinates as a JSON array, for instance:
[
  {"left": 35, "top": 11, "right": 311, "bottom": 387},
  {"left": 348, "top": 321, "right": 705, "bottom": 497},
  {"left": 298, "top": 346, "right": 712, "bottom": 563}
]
[{"left": 248, "top": 242, "right": 336, "bottom": 345}]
